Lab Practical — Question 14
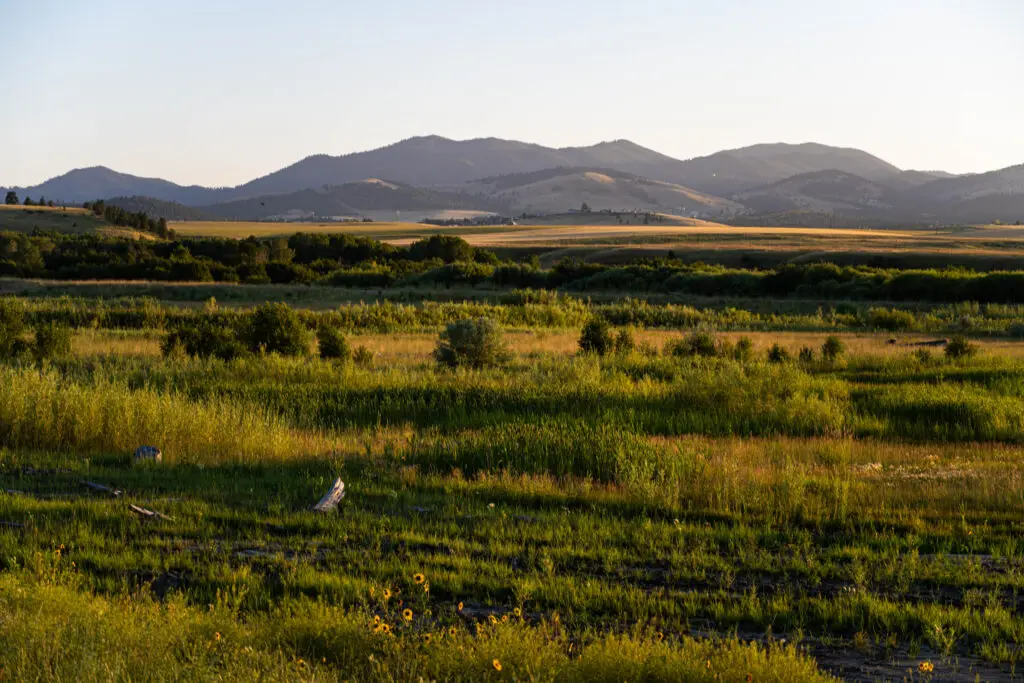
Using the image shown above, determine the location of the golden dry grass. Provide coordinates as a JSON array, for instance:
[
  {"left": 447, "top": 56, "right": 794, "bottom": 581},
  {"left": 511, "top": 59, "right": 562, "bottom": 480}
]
[
  {"left": 0, "top": 204, "right": 88, "bottom": 215},
  {"left": 71, "top": 328, "right": 1024, "bottom": 364}
]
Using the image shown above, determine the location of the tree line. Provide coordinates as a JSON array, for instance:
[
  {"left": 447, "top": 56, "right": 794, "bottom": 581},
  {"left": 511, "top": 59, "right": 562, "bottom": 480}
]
[
  {"left": 82, "top": 200, "right": 173, "bottom": 238},
  {"left": 5, "top": 191, "right": 55, "bottom": 208},
  {"left": 5, "top": 229, "right": 1024, "bottom": 304}
]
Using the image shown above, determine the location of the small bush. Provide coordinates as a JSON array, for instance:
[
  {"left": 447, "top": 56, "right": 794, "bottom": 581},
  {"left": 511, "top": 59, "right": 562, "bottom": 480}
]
[
  {"left": 666, "top": 330, "right": 721, "bottom": 358},
  {"left": 353, "top": 345, "right": 374, "bottom": 367},
  {"left": 945, "top": 336, "right": 978, "bottom": 360},
  {"left": 435, "top": 317, "right": 511, "bottom": 369},
  {"left": 579, "top": 318, "right": 614, "bottom": 355},
  {"left": 867, "top": 307, "right": 916, "bottom": 331},
  {"left": 1008, "top": 322, "right": 1024, "bottom": 339},
  {"left": 637, "top": 342, "right": 659, "bottom": 357},
  {"left": 242, "top": 303, "right": 308, "bottom": 356},
  {"left": 798, "top": 346, "right": 815, "bottom": 363},
  {"left": 821, "top": 336, "right": 846, "bottom": 362},
  {"left": 613, "top": 328, "right": 636, "bottom": 355},
  {"left": 162, "top": 319, "right": 246, "bottom": 361},
  {"left": 733, "top": 336, "right": 754, "bottom": 362},
  {"left": 912, "top": 348, "right": 934, "bottom": 364},
  {"left": 0, "top": 297, "right": 27, "bottom": 359},
  {"left": 316, "top": 325, "right": 351, "bottom": 361},
  {"left": 32, "top": 322, "right": 72, "bottom": 363},
  {"left": 767, "top": 343, "right": 791, "bottom": 364}
]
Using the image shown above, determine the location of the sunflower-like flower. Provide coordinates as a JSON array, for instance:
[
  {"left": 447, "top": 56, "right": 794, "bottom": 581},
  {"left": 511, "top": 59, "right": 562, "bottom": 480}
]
[
  {"left": 403, "top": 608, "right": 414, "bottom": 622},
  {"left": 919, "top": 661, "right": 935, "bottom": 674},
  {"left": 413, "top": 573, "right": 426, "bottom": 584},
  {"left": 492, "top": 659, "right": 502, "bottom": 671}
]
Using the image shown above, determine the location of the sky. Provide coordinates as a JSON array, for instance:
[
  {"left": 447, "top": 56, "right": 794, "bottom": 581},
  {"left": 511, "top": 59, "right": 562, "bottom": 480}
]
[{"left": 2, "top": 0, "right": 1023, "bottom": 188}]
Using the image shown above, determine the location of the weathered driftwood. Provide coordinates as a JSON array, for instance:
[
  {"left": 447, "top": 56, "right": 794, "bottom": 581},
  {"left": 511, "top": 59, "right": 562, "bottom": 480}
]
[
  {"left": 0, "top": 521, "right": 25, "bottom": 529},
  {"left": 311, "top": 478, "right": 345, "bottom": 512},
  {"left": 128, "top": 504, "right": 173, "bottom": 521},
  {"left": 82, "top": 480, "right": 123, "bottom": 498},
  {"left": 133, "top": 446, "right": 163, "bottom": 463}
]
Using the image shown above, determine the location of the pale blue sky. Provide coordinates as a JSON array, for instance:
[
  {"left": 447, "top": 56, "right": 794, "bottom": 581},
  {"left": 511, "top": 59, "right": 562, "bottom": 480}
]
[{"left": 3, "top": 0, "right": 1022, "bottom": 187}]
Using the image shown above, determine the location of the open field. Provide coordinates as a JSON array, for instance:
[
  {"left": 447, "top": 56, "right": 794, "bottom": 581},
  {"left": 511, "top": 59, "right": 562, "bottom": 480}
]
[
  {"left": 4, "top": 254, "right": 1024, "bottom": 679},
  {"left": 165, "top": 219, "right": 1024, "bottom": 270},
  {"left": 0, "top": 204, "right": 112, "bottom": 234},
  {"left": 4, "top": 297, "right": 1024, "bottom": 680}
]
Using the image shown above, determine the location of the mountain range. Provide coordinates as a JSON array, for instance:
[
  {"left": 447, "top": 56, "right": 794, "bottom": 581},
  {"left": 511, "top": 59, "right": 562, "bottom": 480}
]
[{"left": 4, "top": 136, "right": 1024, "bottom": 225}]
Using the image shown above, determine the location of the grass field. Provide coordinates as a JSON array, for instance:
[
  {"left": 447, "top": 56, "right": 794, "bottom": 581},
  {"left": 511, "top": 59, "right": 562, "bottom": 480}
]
[
  {"left": 166, "top": 219, "right": 1024, "bottom": 271},
  {"left": 2, "top": 291, "right": 1024, "bottom": 680},
  {"left": 0, "top": 204, "right": 113, "bottom": 234}
]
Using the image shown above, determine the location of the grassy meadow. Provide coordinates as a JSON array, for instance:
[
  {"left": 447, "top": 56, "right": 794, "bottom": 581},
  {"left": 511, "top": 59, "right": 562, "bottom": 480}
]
[{"left": 1, "top": 291, "right": 1023, "bottom": 682}]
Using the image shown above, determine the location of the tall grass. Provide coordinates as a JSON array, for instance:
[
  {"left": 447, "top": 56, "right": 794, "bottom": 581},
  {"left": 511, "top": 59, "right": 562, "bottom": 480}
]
[
  {"left": 0, "top": 574, "right": 833, "bottom": 682},
  {"left": 0, "top": 366, "right": 335, "bottom": 463}
]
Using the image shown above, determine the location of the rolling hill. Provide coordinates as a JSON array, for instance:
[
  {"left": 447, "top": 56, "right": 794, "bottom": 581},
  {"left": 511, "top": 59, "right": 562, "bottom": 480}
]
[
  {"left": 3, "top": 166, "right": 226, "bottom": 206},
  {"left": 6, "top": 135, "right": 1023, "bottom": 225},
  {"left": 200, "top": 179, "right": 509, "bottom": 222},
  {"left": 734, "top": 170, "right": 901, "bottom": 215},
  {"left": 465, "top": 167, "right": 744, "bottom": 218}
]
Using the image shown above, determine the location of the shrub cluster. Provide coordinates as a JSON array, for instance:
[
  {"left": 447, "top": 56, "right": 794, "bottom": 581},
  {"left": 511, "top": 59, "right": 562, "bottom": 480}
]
[
  {"left": 0, "top": 298, "right": 71, "bottom": 363},
  {"left": 434, "top": 317, "right": 511, "bottom": 369},
  {"left": 161, "top": 303, "right": 311, "bottom": 360}
]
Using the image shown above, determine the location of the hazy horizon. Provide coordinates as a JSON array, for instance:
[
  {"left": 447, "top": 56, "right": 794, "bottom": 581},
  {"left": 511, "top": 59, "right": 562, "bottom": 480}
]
[{"left": 4, "top": 0, "right": 1023, "bottom": 187}]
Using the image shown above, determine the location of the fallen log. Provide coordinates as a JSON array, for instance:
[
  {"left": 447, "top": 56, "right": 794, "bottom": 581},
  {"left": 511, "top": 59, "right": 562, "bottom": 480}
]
[
  {"left": 82, "top": 480, "right": 123, "bottom": 498},
  {"left": 311, "top": 478, "right": 345, "bottom": 513},
  {"left": 0, "top": 521, "right": 25, "bottom": 529},
  {"left": 128, "top": 504, "right": 173, "bottom": 521}
]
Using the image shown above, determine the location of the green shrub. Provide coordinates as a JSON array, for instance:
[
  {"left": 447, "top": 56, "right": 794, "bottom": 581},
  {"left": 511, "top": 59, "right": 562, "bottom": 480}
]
[
  {"left": 945, "top": 336, "right": 978, "bottom": 360},
  {"left": 665, "top": 330, "right": 721, "bottom": 358},
  {"left": 912, "top": 348, "right": 934, "bottom": 364},
  {"left": 579, "top": 317, "right": 614, "bottom": 355},
  {"left": 768, "top": 343, "right": 791, "bottom": 364},
  {"left": 798, "top": 346, "right": 815, "bottom": 363},
  {"left": 162, "top": 319, "right": 245, "bottom": 361},
  {"left": 435, "top": 317, "right": 511, "bottom": 369},
  {"left": 821, "top": 336, "right": 846, "bottom": 361},
  {"left": 316, "top": 325, "right": 350, "bottom": 361},
  {"left": 242, "top": 303, "right": 308, "bottom": 356},
  {"left": 613, "top": 328, "right": 636, "bottom": 355},
  {"left": 733, "top": 336, "right": 754, "bottom": 362},
  {"left": 353, "top": 345, "right": 374, "bottom": 367},
  {"left": 32, "top": 321, "right": 72, "bottom": 363},
  {"left": 0, "top": 297, "right": 28, "bottom": 359},
  {"left": 867, "top": 307, "right": 917, "bottom": 331}
]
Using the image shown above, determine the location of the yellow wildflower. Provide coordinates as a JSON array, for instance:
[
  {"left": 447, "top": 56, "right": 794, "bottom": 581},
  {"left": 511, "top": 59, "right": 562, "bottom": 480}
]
[
  {"left": 403, "top": 608, "right": 414, "bottom": 622},
  {"left": 513, "top": 607, "right": 522, "bottom": 618},
  {"left": 413, "top": 573, "right": 426, "bottom": 584},
  {"left": 919, "top": 661, "right": 934, "bottom": 673},
  {"left": 492, "top": 659, "right": 502, "bottom": 671}
]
